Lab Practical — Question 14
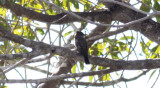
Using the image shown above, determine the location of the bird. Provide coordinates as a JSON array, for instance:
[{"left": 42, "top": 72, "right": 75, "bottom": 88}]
[{"left": 75, "top": 31, "right": 90, "bottom": 64}]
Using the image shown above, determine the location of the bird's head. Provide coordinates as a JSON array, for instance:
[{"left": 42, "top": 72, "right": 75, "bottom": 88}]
[{"left": 75, "top": 31, "right": 84, "bottom": 37}]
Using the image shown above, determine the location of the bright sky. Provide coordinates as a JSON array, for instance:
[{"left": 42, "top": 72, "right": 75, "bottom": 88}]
[{"left": 5, "top": 0, "right": 160, "bottom": 88}]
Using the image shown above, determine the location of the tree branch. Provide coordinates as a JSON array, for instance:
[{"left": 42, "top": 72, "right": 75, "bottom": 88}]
[
  {"left": 62, "top": 70, "right": 149, "bottom": 86},
  {"left": 0, "top": 69, "right": 116, "bottom": 83},
  {"left": 0, "top": 52, "right": 42, "bottom": 60},
  {"left": 0, "top": 0, "right": 111, "bottom": 24},
  {"left": 87, "top": 27, "right": 129, "bottom": 41},
  {"left": 0, "top": 25, "right": 159, "bottom": 70}
]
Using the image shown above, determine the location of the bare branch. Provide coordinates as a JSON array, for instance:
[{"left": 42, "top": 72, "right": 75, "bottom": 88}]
[
  {"left": 0, "top": 69, "right": 116, "bottom": 83},
  {"left": 2, "top": 51, "right": 44, "bottom": 74},
  {"left": 23, "top": 65, "right": 52, "bottom": 75},
  {"left": 62, "top": 70, "right": 149, "bottom": 86},
  {"left": 0, "top": 25, "right": 160, "bottom": 70},
  {"left": 0, "top": 52, "right": 42, "bottom": 60},
  {"left": 99, "top": 0, "right": 148, "bottom": 15},
  {"left": 87, "top": 27, "right": 129, "bottom": 41}
]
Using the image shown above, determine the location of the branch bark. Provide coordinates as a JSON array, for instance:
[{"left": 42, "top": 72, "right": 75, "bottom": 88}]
[
  {"left": 1, "top": 0, "right": 160, "bottom": 88},
  {"left": 62, "top": 70, "right": 149, "bottom": 86},
  {"left": 0, "top": 24, "right": 160, "bottom": 70}
]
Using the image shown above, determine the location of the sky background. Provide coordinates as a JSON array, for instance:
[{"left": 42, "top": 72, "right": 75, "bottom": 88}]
[{"left": 4, "top": 0, "right": 160, "bottom": 88}]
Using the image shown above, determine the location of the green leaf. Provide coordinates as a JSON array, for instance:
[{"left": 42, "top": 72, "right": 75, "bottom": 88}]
[
  {"left": 102, "top": 74, "right": 110, "bottom": 81},
  {"left": 55, "top": 0, "right": 62, "bottom": 7},
  {"left": 97, "top": 43, "right": 103, "bottom": 52},
  {"left": 147, "top": 70, "right": 157, "bottom": 83},
  {"left": 36, "top": 28, "right": 44, "bottom": 35},
  {"left": 103, "top": 37, "right": 112, "bottom": 43},
  {"left": 63, "top": 31, "right": 73, "bottom": 37},
  {"left": 96, "top": 42, "right": 106, "bottom": 55},
  {"left": 89, "top": 75, "right": 94, "bottom": 82},
  {"left": 4, "top": 40, "right": 8, "bottom": 50},
  {"left": 89, "top": 65, "right": 96, "bottom": 82},
  {"left": 0, "top": 8, "right": 7, "bottom": 17},
  {"left": 140, "top": 42, "right": 150, "bottom": 57},
  {"left": 23, "top": 49, "right": 28, "bottom": 53},
  {"left": 63, "top": 0, "right": 68, "bottom": 10},
  {"left": 153, "top": 0, "right": 160, "bottom": 22},
  {"left": 151, "top": 45, "right": 158, "bottom": 53},
  {"left": 118, "top": 41, "right": 126, "bottom": 51},
  {"left": 46, "top": 9, "right": 55, "bottom": 15},
  {"left": 120, "top": 36, "right": 135, "bottom": 40},
  {"left": 71, "top": 64, "right": 77, "bottom": 73},
  {"left": 140, "top": 0, "right": 152, "bottom": 12},
  {"left": 71, "top": 0, "right": 79, "bottom": 9},
  {"left": 151, "top": 45, "right": 160, "bottom": 58},
  {"left": 153, "top": 0, "right": 160, "bottom": 11},
  {"left": 96, "top": 3, "right": 104, "bottom": 9},
  {"left": 146, "top": 40, "right": 152, "bottom": 47},
  {"left": 80, "top": 62, "right": 84, "bottom": 70},
  {"left": 111, "top": 52, "right": 119, "bottom": 59},
  {"left": 79, "top": 0, "right": 92, "bottom": 11}
]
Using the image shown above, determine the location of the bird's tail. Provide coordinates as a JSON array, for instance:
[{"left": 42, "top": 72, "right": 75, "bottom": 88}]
[{"left": 84, "top": 55, "right": 90, "bottom": 64}]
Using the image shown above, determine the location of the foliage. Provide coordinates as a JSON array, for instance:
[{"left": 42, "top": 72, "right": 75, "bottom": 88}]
[{"left": 0, "top": 0, "right": 159, "bottom": 88}]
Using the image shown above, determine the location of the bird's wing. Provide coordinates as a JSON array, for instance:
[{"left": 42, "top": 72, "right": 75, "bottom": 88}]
[
  {"left": 75, "top": 37, "right": 87, "bottom": 53},
  {"left": 75, "top": 35, "right": 89, "bottom": 64}
]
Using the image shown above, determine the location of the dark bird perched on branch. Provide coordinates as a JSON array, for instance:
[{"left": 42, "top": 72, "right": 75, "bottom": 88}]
[{"left": 75, "top": 31, "right": 90, "bottom": 64}]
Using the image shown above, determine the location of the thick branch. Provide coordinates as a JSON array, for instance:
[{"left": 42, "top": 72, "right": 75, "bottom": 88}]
[
  {"left": 0, "top": 1, "right": 111, "bottom": 24},
  {"left": 1, "top": 0, "right": 160, "bottom": 46},
  {"left": 0, "top": 52, "right": 41, "bottom": 60},
  {"left": 101, "top": 1, "right": 160, "bottom": 45},
  {"left": 0, "top": 25, "right": 160, "bottom": 70},
  {"left": 52, "top": 45, "right": 160, "bottom": 70},
  {"left": 0, "top": 23, "right": 159, "bottom": 73}
]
